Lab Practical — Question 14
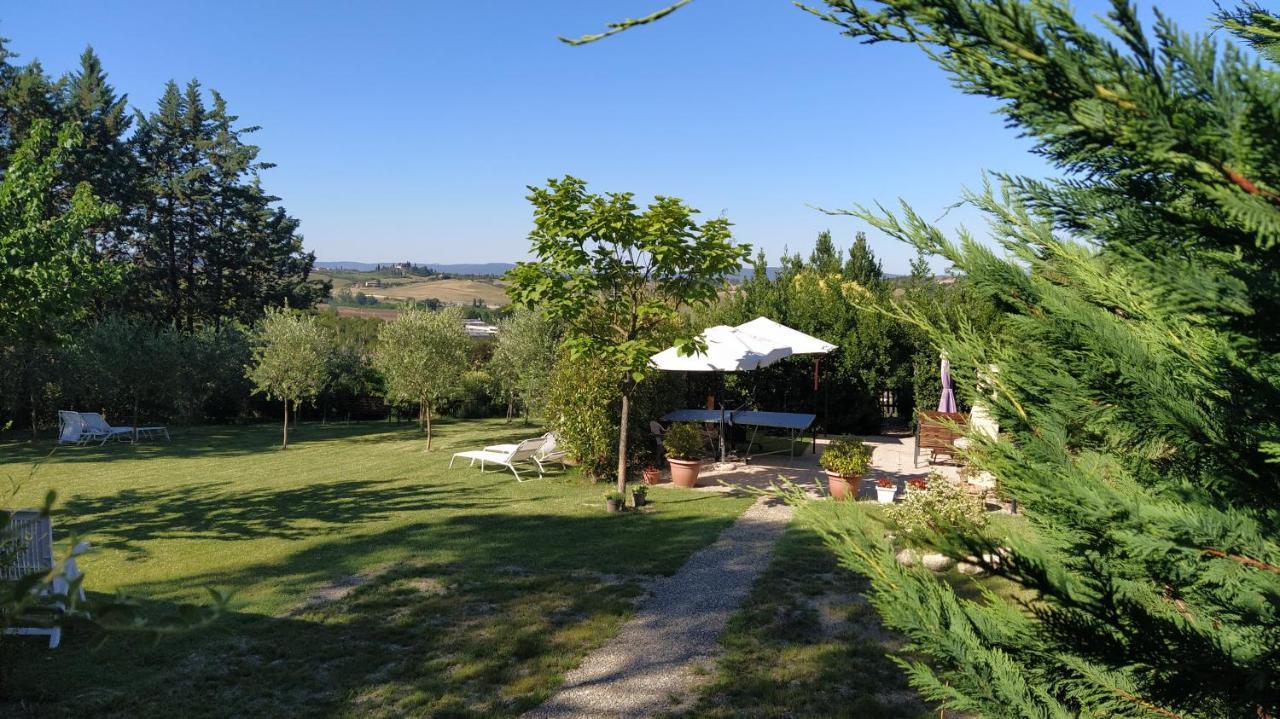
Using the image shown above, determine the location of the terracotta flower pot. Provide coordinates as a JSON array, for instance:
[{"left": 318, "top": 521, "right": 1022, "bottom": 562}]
[
  {"left": 825, "top": 471, "right": 858, "bottom": 501},
  {"left": 642, "top": 467, "right": 662, "bottom": 485},
  {"left": 667, "top": 458, "right": 702, "bottom": 488}
]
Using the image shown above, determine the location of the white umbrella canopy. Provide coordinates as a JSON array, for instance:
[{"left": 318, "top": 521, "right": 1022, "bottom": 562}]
[
  {"left": 649, "top": 325, "right": 792, "bottom": 372},
  {"left": 648, "top": 318, "right": 835, "bottom": 371},
  {"left": 735, "top": 317, "right": 836, "bottom": 356}
]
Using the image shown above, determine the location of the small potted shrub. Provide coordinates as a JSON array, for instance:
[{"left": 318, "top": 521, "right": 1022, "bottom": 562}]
[
  {"left": 875, "top": 478, "right": 898, "bottom": 504},
  {"left": 906, "top": 477, "right": 929, "bottom": 494},
  {"left": 642, "top": 465, "right": 662, "bottom": 485},
  {"left": 819, "top": 436, "right": 872, "bottom": 500},
  {"left": 604, "top": 490, "right": 625, "bottom": 513},
  {"left": 663, "top": 422, "right": 704, "bottom": 488},
  {"left": 632, "top": 485, "right": 648, "bottom": 508}
]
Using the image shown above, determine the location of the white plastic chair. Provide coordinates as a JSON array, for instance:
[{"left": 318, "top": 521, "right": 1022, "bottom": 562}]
[
  {"left": 450, "top": 436, "right": 547, "bottom": 482},
  {"left": 1, "top": 511, "right": 88, "bottom": 648}
]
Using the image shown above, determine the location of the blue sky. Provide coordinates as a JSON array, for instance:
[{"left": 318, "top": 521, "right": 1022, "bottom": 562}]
[{"left": 5, "top": 1, "right": 1215, "bottom": 274}]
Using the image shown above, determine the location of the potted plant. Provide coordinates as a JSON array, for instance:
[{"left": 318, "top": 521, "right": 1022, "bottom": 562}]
[
  {"left": 632, "top": 484, "right": 648, "bottom": 508},
  {"left": 604, "top": 490, "right": 625, "bottom": 513},
  {"left": 819, "top": 436, "right": 872, "bottom": 500},
  {"left": 663, "top": 422, "right": 704, "bottom": 488},
  {"left": 906, "top": 477, "right": 929, "bottom": 494},
  {"left": 642, "top": 465, "right": 662, "bottom": 485},
  {"left": 875, "top": 478, "right": 897, "bottom": 504}
]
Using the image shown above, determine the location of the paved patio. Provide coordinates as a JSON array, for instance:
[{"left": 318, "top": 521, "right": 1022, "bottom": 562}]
[{"left": 695, "top": 433, "right": 963, "bottom": 498}]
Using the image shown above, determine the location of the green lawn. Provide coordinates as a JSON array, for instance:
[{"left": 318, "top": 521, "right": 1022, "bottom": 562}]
[
  {"left": 0, "top": 419, "right": 753, "bottom": 717},
  {"left": 670, "top": 502, "right": 1026, "bottom": 719}
]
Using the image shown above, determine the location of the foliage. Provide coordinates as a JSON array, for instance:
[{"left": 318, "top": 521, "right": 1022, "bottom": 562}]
[
  {"left": 245, "top": 307, "right": 332, "bottom": 448},
  {"left": 662, "top": 422, "right": 704, "bottom": 461},
  {"left": 631, "top": 484, "right": 648, "bottom": 499},
  {"left": 543, "top": 349, "right": 684, "bottom": 479},
  {"left": 603, "top": 490, "right": 625, "bottom": 502},
  {"left": 373, "top": 306, "right": 471, "bottom": 449},
  {"left": 0, "top": 119, "right": 118, "bottom": 346},
  {"left": 489, "top": 306, "right": 560, "bottom": 422},
  {"left": 885, "top": 478, "right": 987, "bottom": 548},
  {"left": 544, "top": 350, "right": 621, "bottom": 479},
  {"left": 71, "top": 315, "right": 182, "bottom": 438},
  {"left": 704, "top": 231, "right": 994, "bottom": 434},
  {"left": 506, "top": 175, "right": 749, "bottom": 492},
  {"left": 793, "top": 2, "right": 1280, "bottom": 717},
  {"left": 818, "top": 436, "right": 872, "bottom": 477}
]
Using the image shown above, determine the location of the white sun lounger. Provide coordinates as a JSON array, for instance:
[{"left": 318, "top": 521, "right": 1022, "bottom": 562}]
[
  {"left": 80, "top": 412, "right": 169, "bottom": 445},
  {"left": 450, "top": 436, "right": 546, "bottom": 482},
  {"left": 484, "top": 432, "right": 569, "bottom": 474},
  {"left": 1, "top": 511, "right": 88, "bottom": 648},
  {"left": 57, "top": 411, "right": 108, "bottom": 446}
]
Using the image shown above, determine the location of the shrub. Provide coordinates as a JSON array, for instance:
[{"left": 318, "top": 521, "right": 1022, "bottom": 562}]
[
  {"left": 662, "top": 422, "right": 704, "bottom": 461},
  {"left": 886, "top": 477, "right": 987, "bottom": 548},
  {"left": 819, "top": 436, "right": 872, "bottom": 477}
]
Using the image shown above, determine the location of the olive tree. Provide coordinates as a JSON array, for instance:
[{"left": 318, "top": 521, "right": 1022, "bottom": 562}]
[
  {"left": 373, "top": 306, "right": 470, "bottom": 450},
  {"left": 488, "top": 307, "right": 559, "bottom": 423},
  {"left": 506, "top": 175, "right": 749, "bottom": 493},
  {"left": 245, "top": 307, "right": 332, "bottom": 448}
]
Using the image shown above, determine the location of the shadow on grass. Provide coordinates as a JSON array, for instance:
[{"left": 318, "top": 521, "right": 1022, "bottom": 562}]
[
  {"left": 57, "top": 479, "right": 515, "bottom": 559},
  {"left": 0, "top": 418, "right": 539, "bottom": 465},
  {"left": 131, "top": 500, "right": 745, "bottom": 602},
  {"left": 0, "top": 507, "right": 746, "bottom": 719}
]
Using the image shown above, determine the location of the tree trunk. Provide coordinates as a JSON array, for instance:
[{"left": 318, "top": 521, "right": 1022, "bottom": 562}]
[
  {"left": 418, "top": 400, "right": 426, "bottom": 432},
  {"left": 425, "top": 402, "right": 433, "bottom": 451},
  {"left": 282, "top": 400, "right": 290, "bottom": 449},
  {"left": 506, "top": 395, "right": 514, "bottom": 423},
  {"left": 132, "top": 396, "right": 140, "bottom": 443},
  {"left": 30, "top": 387, "right": 38, "bottom": 441},
  {"left": 615, "top": 392, "right": 631, "bottom": 494}
]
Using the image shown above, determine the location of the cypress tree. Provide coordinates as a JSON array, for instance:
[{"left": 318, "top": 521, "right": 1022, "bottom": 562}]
[{"left": 789, "top": 2, "right": 1280, "bottom": 717}]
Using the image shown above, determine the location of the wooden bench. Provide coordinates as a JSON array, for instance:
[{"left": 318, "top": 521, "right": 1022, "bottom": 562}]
[{"left": 914, "top": 410, "right": 968, "bottom": 467}]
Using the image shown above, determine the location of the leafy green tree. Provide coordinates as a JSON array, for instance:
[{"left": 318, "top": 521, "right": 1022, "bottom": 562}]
[
  {"left": 0, "top": 119, "right": 118, "bottom": 345},
  {"left": 373, "top": 306, "right": 471, "bottom": 450},
  {"left": 506, "top": 175, "right": 750, "bottom": 493},
  {"left": 246, "top": 307, "right": 332, "bottom": 448},
  {"left": 74, "top": 316, "right": 181, "bottom": 441},
  {"left": 489, "top": 307, "right": 560, "bottom": 422}
]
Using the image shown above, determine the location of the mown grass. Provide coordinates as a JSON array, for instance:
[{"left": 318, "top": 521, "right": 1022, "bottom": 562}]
[
  {"left": 0, "top": 419, "right": 753, "bottom": 717},
  {"left": 671, "top": 500, "right": 1028, "bottom": 719}
]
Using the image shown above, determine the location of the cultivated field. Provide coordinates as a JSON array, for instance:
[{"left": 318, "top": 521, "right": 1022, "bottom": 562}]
[
  {"left": 373, "top": 278, "right": 509, "bottom": 307},
  {"left": 316, "top": 269, "right": 511, "bottom": 308}
]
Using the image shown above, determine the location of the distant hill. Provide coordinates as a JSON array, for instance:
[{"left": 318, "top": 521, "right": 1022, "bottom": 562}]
[{"left": 316, "top": 261, "right": 517, "bottom": 275}]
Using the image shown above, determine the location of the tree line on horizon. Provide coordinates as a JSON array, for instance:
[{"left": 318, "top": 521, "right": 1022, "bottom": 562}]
[
  {"left": 0, "top": 41, "right": 328, "bottom": 329},
  {"left": 0, "top": 37, "right": 329, "bottom": 431}
]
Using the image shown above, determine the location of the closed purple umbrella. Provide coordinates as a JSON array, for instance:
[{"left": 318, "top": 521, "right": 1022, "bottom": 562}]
[{"left": 938, "top": 357, "right": 958, "bottom": 413}]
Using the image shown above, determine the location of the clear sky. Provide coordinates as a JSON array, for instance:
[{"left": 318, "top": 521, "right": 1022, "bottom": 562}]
[{"left": 4, "top": 1, "right": 1215, "bottom": 274}]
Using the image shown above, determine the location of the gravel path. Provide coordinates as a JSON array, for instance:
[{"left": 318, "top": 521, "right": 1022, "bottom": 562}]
[{"left": 523, "top": 495, "right": 793, "bottom": 719}]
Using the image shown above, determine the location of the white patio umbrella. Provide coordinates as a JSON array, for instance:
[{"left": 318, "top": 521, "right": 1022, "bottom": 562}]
[
  {"left": 649, "top": 318, "right": 836, "bottom": 461},
  {"left": 649, "top": 324, "right": 792, "bottom": 372}
]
